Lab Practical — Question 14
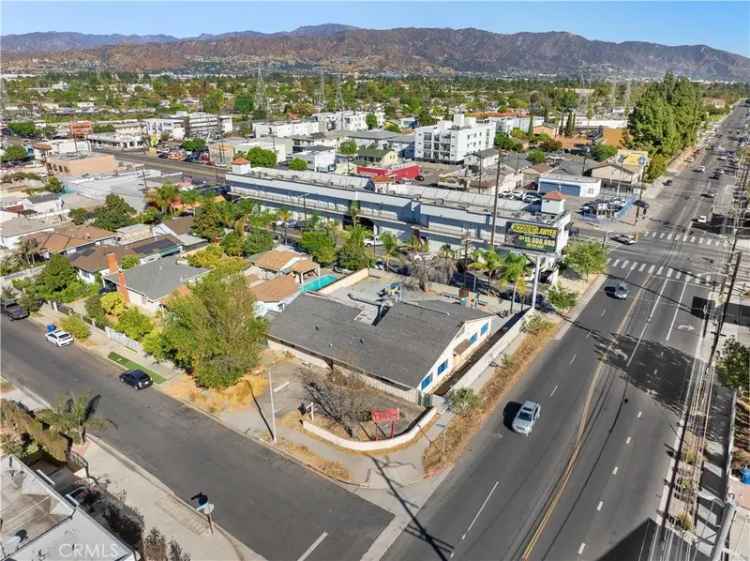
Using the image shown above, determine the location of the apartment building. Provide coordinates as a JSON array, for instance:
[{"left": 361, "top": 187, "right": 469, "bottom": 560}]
[
  {"left": 314, "top": 110, "right": 385, "bottom": 132},
  {"left": 143, "top": 117, "right": 186, "bottom": 141},
  {"left": 181, "top": 112, "right": 233, "bottom": 138},
  {"left": 254, "top": 120, "right": 321, "bottom": 138},
  {"left": 415, "top": 114, "right": 495, "bottom": 164}
]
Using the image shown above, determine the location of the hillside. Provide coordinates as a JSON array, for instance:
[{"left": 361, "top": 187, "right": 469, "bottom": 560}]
[{"left": 3, "top": 27, "right": 749, "bottom": 80}]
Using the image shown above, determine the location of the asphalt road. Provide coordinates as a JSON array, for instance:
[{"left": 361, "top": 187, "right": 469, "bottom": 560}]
[
  {"left": 1, "top": 318, "right": 392, "bottom": 561},
  {"left": 106, "top": 150, "right": 227, "bottom": 182},
  {"left": 382, "top": 105, "right": 747, "bottom": 561}
]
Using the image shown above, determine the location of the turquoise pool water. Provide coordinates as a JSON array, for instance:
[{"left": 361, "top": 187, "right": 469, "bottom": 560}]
[{"left": 300, "top": 274, "right": 338, "bottom": 293}]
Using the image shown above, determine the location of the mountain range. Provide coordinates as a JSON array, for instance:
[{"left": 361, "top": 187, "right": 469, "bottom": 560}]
[{"left": 3, "top": 24, "right": 749, "bottom": 81}]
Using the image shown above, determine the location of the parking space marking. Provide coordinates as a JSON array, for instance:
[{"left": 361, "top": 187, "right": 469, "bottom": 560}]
[
  {"left": 675, "top": 271, "right": 682, "bottom": 280},
  {"left": 297, "top": 532, "right": 328, "bottom": 561},
  {"left": 631, "top": 262, "right": 638, "bottom": 271},
  {"left": 626, "top": 436, "right": 632, "bottom": 445},
  {"left": 612, "top": 466, "right": 619, "bottom": 475},
  {"left": 569, "top": 354, "right": 577, "bottom": 365},
  {"left": 639, "top": 263, "right": 646, "bottom": 272},
  {"left": 657, "top": 266, "right": 664, "bottom": 275},
  {"left": 612, "top": 259, "right": 621, "bottom": 268},
  {"left": 637, "top": 411, "right": 643, "bottom": 419},
  {"left": 550, "top": 384, "right": 558, "bottom": 397}
]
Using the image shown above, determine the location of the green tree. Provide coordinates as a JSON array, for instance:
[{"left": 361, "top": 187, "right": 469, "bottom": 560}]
[
  {"left": 201, "top": 89, "right": 225, "bottom": 114},
  {"left": 181, "top": 138, "right": 207, "bottom": 153},
  {"left": 646, "top": 153, "right": 668, "bottom": 182},
  {"left": 120, "top": 255, "right": 140, "bottom": 270},
  {"left": 339, "top": 140, "right": 358, "bottom": 156},
  {"left": 1, "top": 145, "right": 30, "bottom": 163},
  {"left": 299, "top": 227, "right": 337, "bottom": 266},
  {"left": 92, "top": 123, "right": 115, "bottom": 133},
  {"left": 161, "top": 273, "right": 268, "bottom": 388},
  {"left": 591, "top": 143, "right": 618, "bottom": 162},
  {"left": 84, "top": 294, "right": 108, "bottom": 326},
  {"left": 93, "top": 195, "right": 136, "bottom": 231},
  {"left": 365, "top": 113, "right": 378, "bottom": 129},
  {"left": 147, "top": 183, "right": 180, "bottom": 215},
  {"left": 384, "top": 122, "right": 401, "bottom": 133},
  {"left": 336, "top": 225, "right": 372, "bottom": 270},
  {"left": 35, "top": 255, "right": 78, "bottom": 301},
  {"left": 565, "top": 111, "right": 576, "bottom": 137},
  {"left": 243, "top": 227, "right": 274, "bottom": 255},
  {"left": 37, "top": 393, "right": 109, "bottom": 444},
  {"left": 288, "top": 158, "right": 308, "bottom": 171},
  {"left": 220, "top": 231, "right": 245, "bottom": 256},
  {"left": 46, "top": 176, "right": 64, "bottom": 193},
  {"left": 417, "top": 108, "right": 436, "bottom": 126},
  {"left": 716, "top": 337, "right": 749, "bottom": 391},
  {"left": 539, "top": 138, "right": 562, "bottom": 152},
  {"left": 447, "top": 388, "right": 481, "bottom": 416},
  {"left": 546, "top": 284, "right": 578, "bottom": 311},
  {"left": 116, "top": 307, "right": 154, "bottom": 341},
  {"left": 233, "top": 94, "right": 254, "bottom": 115},
  {"left": 192, "top": 199, "right": 225, "bottom": 241},
  {"left": 495, "top": 132, "right": 523, "bottom": 152},
  {"left": 498, "top": 252, "right": 528, "bottom": 313},
  {"left": 379, "top": 231, "right": 400, "bottom": 271},
  {"left": 8, "top": 121, "right": 38, "bottom": 137},
  {"left": 527, "top": 149, "right": 545, "bottom": 165},
  {"left": 245, "top": 146, "right": 277, "bottom": 168},
  {"left": 100, "top": 292, "right": 126, "bottom": 319},
  {"left": 564, "top": 241, "right": 608, "bottom": 280}
]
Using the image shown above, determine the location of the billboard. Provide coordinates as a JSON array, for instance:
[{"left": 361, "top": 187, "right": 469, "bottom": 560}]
[{"left": 505, "top": 222, "right": 558, "bottom": 253}]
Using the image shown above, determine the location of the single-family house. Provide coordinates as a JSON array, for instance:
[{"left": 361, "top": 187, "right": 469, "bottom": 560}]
[
  {"left": 22, "top": 224, "right": 117, "bottom": 258},
  {"left": 124, "top": 235, "right": 182, "bottom": 263},
  {"left": 253, "top": 249, "right": 319, "bottom": 281},
  {"left": 589, "top": 161, "right": 641, "bottom": 186},
  {"left": 103, "top": 255, "right": 209, "bottom": 314},
  {"left": 268, "top": 294, "right": 496, "bottom": 394},
  {"left": 116, "top": 223, "right": 153, "bottom": 244},
  {"left": 69, "top": 245, "right": 137, "bottom": 284},
  {"left": 354, "top": 148, "right": 399, "bottom": 168},
  {"left": 153, "top": 216, "right": 206, "bottom": 249},
  {"left": 249, "top": 274, "right": 300, "bottom": 316}
]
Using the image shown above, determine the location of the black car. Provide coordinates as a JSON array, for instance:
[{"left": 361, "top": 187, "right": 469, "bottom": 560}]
[
  {"left": 1, "top": 300, "right": 29, "bottom": 320},
  {"left": 119, "top": 369, "right": 153, "bottom": 390}
]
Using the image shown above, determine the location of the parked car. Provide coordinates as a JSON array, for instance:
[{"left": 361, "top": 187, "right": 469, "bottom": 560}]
[
  {"left": 664, "top": 179, "right": 673, "bottom": 186},
  {"left": 415, "top": 175, "right": 425, "bottom": 182},
  {"left": 695, "top": 166, "right": 706, "bottom": 173},
  {"left": 613, "top": 234, "right": 637, "bottom": 245},
  {"left": 613, "top": 282, "right": 629, "bottom": 300},
  {"left": 702, "top": 192, "right": 716, "bottom": 199},
  {"left": 1, "top": 300, "right": 28, "bottom": 320},
  {"left": 119, "top": 369, "right": 153, "bottom": 390},
  {"left": 45, "top": 329, "right": 74, "bottom": 347},
  {"left": 512, "top": 401, "right": 541, "bottom": 435},
  {"left": 364, "top": 237, "right": 383, "bottom": 247}
]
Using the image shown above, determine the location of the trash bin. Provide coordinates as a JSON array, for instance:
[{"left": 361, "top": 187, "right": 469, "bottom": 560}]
[
  {"left": 46, "top": 324, "right": 57, "bottom": 333},
  {"left": 741, "top": 467, "right": 750, "bottom": 485}
]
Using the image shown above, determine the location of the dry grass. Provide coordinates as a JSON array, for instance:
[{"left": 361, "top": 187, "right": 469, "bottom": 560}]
[
  {"left": 163, "top": 372, "right": 268, "bottom": 414},
  {"left": 0, "top": 378, "right": 15, "bottom": 394},
  {"left": 423, "top": 317, "right": 558, "bottom": 474},
  {"left": 278, "top": 438, "right": 351, "bottom": 481}
]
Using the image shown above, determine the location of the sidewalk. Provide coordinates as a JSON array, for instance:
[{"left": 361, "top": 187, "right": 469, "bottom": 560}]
[{"left": 4, "top": 379, "right": 262, "bottom": 561}]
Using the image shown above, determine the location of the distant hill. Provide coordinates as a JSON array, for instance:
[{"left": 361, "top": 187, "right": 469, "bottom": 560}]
[
  {"left": 0, "top": 31, "right": 178, "bottom": 54},
  {"left": 3, "top": 26, "right": 749, "bottom": 81}
]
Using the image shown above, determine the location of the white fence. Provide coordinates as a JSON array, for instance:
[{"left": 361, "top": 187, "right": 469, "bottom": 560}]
[
  {"left": 301, "top": 407, "right": 438, "bottom": 452},
  {"left": 453, "top": 309, "right": 533, "bottom": 391},
  {"left": 104, "top": 326, "right": 143, "bottom": 353}
]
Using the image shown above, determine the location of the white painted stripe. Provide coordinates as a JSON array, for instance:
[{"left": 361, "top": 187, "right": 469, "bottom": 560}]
[
  {"left": 698, "top": 238, "right": 705, "bottom": 244},
  {"left": 621, "top": 259, "right": 629, "bottom": 269},
  {"left": 648, "top": 264, "right": 655, "bottom": 274},
  {"left": 639, "top": 263, "right": 646, "bottom": 272},
  {"left": 656, "top": 266, "right": 664, "bottom": 275},
  {"left": 626, "top": 436, "right": 632, "bottom": 445},
  {"left": 550, "top": 384, "right": 558, "bottom": 397},
  {"left": 683, "top": 233, "right": 689, "bottom": 242},
  {"left": 706, "top": 275, "right": 712, "bottom": 284},
  {"left": 461, "top": 481, "right": 500, "bottom": 540},
  {"left": 675, "top": 271, "right": 682, "bottom": 280},
  {"left": 597, "top": 501, "right": 604, "bottom": 511},
  {"left": 612, "top": 258, "right": 621, "bottom": 267},
  {"left": 667, "top": 233, "right": 674, "bottom": 241},
  {"left": 601, "top": 308, "right": 606, "bottom": 317},
  {"left": 297, "top": 533, "right": 329, "bottom": 561},
  {"left": 690, "top": 236, "right": 697, "bottom": 243},
  {"left": 569, "top": 354, "right": 577, "bottom": 365},
  {"left": 607, "top": 257, "right": 612, "bottom": 264},
  {"left": 612, "top": 466, "right": 619, "bottom": 475},
  {"left": 631, "top": 261, "right": 638, "bottom": 271},
  {"left": 637, "top": 411, "right": 643, "bottom": 419},
  {"left": 578, "top": 543, "right": 586, "bottom": 555},
  {"left": 666, "top": 268, "right": 673, "bottom": 278},
  {"left": 659, "top": 232, "right": 666, "bottom": 239}
]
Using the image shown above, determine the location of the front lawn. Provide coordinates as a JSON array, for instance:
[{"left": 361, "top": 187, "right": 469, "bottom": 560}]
[{"left": 107, "top": 352, "right": 166, "bottom": 384}]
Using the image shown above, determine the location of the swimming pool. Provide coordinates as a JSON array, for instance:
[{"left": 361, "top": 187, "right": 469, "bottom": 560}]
[{"left": 300, "top": 274, "right": 338, "bottom": 293}]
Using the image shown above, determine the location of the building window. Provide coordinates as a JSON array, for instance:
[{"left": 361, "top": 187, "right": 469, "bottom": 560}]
[
  {"left": 469, "top": 333, "right": 478, "bottom": 345},
  {"left": 481, "top": 322, "right": 489, "bottom": 336},
  {"left": 420, "top": 374, "right": 433, "bottom": 391},
  {"left": 437, "top": 359, "right": 449, "bottom": 376}
]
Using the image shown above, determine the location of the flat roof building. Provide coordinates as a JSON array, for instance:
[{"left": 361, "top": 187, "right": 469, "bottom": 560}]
[{"left": 46, "top": 152, "right": 118, "bottom": 177}]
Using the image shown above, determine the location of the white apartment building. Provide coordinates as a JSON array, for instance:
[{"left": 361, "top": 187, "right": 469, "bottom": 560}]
[
  {"left": 143, "top": 117, "right": 186, "bottom": 141},
  {"left": 294, "top": 146, "right": 336, "bottom": 172},
  {"left": 488, "top": 115, "right": 545, "bottom": 134},
  {"left": 254, "top": 120, "right": 321, "bottom": 138},
  {"left": 32, "top": 138, "right": 90, "bottom": 160},
  {"left": 208, "top": 138, "right": 288, "bottom": 166},
  {"left": 314, "top": 110, "right": 385, "bottom": 132},
  {"left": 87, "top": 133, "right": 145, "bottom": 151},
  {"left": 415, "top": 114, "right": 495, "bottom": 164},
  {"left": 179, "top": 112, "right": 233, "bottom": 138}
]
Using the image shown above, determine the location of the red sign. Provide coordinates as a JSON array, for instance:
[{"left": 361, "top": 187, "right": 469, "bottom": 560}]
[{"left": 371, "top": 408, "right": 400, "bottom": 424}]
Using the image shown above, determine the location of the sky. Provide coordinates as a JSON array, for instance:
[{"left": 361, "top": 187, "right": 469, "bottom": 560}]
[{"left": 2, "top": 1, "right": 749, "bottom": 57}]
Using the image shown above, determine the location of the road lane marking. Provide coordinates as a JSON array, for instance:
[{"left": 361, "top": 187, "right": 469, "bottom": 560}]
[
  {"left": 597, "top": 501, "right": 604, "bottom": 511},
  {"left": 706, "top": 275, "right": 711, "bottom": 285},
  {"left": 601, "top": 308, "right": 606, "bottom": 317},
  {"left": 675, "top": 271, "right": 682, "bottom": 280},
  {"left": 461, "top": 481, "right": 499, "bottom": 540},
  {"left": 667, "top": 233, "right": 674, "bottom": 240},
  {"left": 657, "top": 266, "right": 664, "bottom": 275},
  {"left": 698, "top": 238, "right": 705, "bottom": 244},
  {"left": 612, "top": 466, "right": 619, "bottom": 475},
  {"left": 666, "top": 275, "right": 690, "bottom": 342},
  {"left": 550, "top": 384, "right": 558, "bottom": 397},
  {"left": 569, "top": 354, "right": 577, "bottom": 365},
  {"left": 666, "top": 268, "right": 673, "bottom": 278},
  {"left": 682, "top": 233, "right": 689, "bottom": 242},
  {"left": 613, "top": 258, "right": 621, "bottom": 267},
  {"left": 297, "top": 532, "right": 328, "bottom": 561},
  {"left": 607, "top": 257, "right": 612, "bottom": 264},
  {"left": 690, "top": 236, "right": 696, "bottom": 243},
  {"left": 637, "top": 411, "right": 643, "bottom": 418},
  {"left": 648, "top": 264, "right": 656, "bottom": 274},
  {"left": 578, "top": 543, "right": 586, "bottom": 555},
  {"left": 659, "top": 232, "right": 666, "bottom": 239},
  {"left": 639, "top": 263, "right": 646, "bottom": 272},
  {"left": 631, "top": 262, "right": 638, "bottom": 271},
  {"left": 626, "top": 436, "right": 632, "bottom": 445},
  {"left": 621, "top": 259, "right": 629, "bottom": 269}
]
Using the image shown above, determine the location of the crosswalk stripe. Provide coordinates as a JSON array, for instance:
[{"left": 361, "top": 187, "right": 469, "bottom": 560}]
[
  {"left": 667, "top": 268, "right": 673, "bottom": 278},
  {"left": 690, "top": 236, "right": 696, "bottom": 243},
  {"left": 631, "top": 262, "right": 638, "bottom": 271},
  {"left": 667, "top": 234, "right": 674, "bottom": 241},
  {"left": 621, "top": 260, "right": 629, "bottom": 269},
  {"left": 639, "top": 263, "right": 646, "bottom": 272},
  {"left": 694, "top": 273, "right": 702, "bottom": 284},
  {"left": 675, "top": 271, "right": 682, "bottom": 280},
  {"left": 698, "top": 238, "right": 705, "bottom": 244},
  {"left": 706, "top": 275, "right": 712, "bottom": 284},
  {"left": 613, "top": 258, "right": 621, "bottom": 267},
  {"left": 648, "top": 265, "right": 655, "bottom": 274},
  {"left": 659, "top": 232, "right": 666, "bottom": 239},
  {"left": 657, "top": 266, "right": 664, "bottom": 275},
  {"left": 682, "top": 233, "right": 689, "bottom": 242}
]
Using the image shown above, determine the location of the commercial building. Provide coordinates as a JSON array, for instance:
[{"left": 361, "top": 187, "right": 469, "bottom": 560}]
[
  {"left": 590, "top": 161, "right": 641, "bottom": 186},
  {"left": 208, "top": 138, "right": 288, "bottom": 167},
  {"left": 314, "top": 110, "right": 384, "bottom": 132},
  {"left": 181, "top": 112, "right": 232, "bottom": 139},
  {"left": 254, "top": 120, "right": 321, "bottom": 138},
  {"left": 227, "top": 167, "right": 571, "bottom": 260},
  {"left": 471, "top": 112, "right": 544, "bottom": 134},
  {"left": 87, "top": 133, "right": 145, "bottom": 151},
  {"left": 294, "top": 146, "right": 336, "bottom": 172},
  {"left": 142, "top": 117, "right": 186, "bottom": 142},
  {"left": 538, "top": 170, "right": 602, "bottom": 198},
  {"left": 62, "top": 169, "right": 169, "bottom": 212},
  {"left": 32, "top": 139, "right": 90, "bottom": 160},
  {"left": 342, "top": 129, "right": 401, "bottom": 150},
  {"left": 415, "top": 114, "right": 495, "bottom": 164},
  {"left": 45, "top": 152, "right": 118, "bottom": 177},
  {"left": 68, "top": 120, "right": 93, "bottom": 138},
  {"left": 0, "top": 454, "right": 136, "bottom": 561}
]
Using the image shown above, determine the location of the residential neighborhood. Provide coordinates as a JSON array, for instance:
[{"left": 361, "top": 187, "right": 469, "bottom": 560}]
[{"left": 1, "top": 4, "right": 750, "bottom": 561}]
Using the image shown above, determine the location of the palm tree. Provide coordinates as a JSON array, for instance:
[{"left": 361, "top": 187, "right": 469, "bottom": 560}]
[
  {"left": 380, "top": 232, "right": 400, "bottom": 271},
  {"left": 147, "top": 183, "right": 180, "bottom": 216},
  {"left": 276, "top": 208, "right": 292, "bottom": 244},
  {"left": 438, "top": 244, "right": 457, "bottom": 284},
  {"left": 38, "top": 393, "right": 110, "bottom": 444},
  {"left": 469, "top": 248, "right": 502, "bottom": 291},
  {"left": 15, "top": 237, "right": 39, "bottom": 267},
  {"left": 498, "top": 252, "right": 528, "bottom": 313}
]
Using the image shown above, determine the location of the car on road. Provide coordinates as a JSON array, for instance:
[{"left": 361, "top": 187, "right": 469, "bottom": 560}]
[
  {"left": 119, "top": 369, "right": 153, "bottom": 390},
  {"left": 364, "top": 236, "right": 383, "bottom": 247},
  {"left": 664, "top": 179, "right": 673, "bottom": 186},
  {"left": 1, "top": 300, "right": 28, "bottom": 320},
  {"left": 512, "top": 401, "right": 541, "bottom": 435},
  {"left": 695, "top": 165, "right": 706, "bottom": 173},
  {"left": 702, "top": 192, "right": 716, "bottom": 198},
  {"left": 45, "top": 329, "right": 74, "bottom": 347},
  {"left": 613, "top": 282, "right": 629, "bottom": 300},
  {"left": 613, "top": 234, "right": 637, "bottom": 245},
  {"left": 695, "top": 215, "right": 708, "bottom": 224}
]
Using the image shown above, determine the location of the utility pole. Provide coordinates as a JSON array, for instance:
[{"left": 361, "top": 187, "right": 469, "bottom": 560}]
[
  {"left": 531, "top": 254, "right": 541, "bottom": 311},
  {"left": 316, "top": 70, "right": 326, "bottom": 109},
  {"left": 254, "top": 67, "right": 267, "bottom": 118},
  {"left": 490, "top": 155, "right": 502, "bottom": 247},
  {"left": 335, "top": 74, "right": 345, "bottom": 131}
]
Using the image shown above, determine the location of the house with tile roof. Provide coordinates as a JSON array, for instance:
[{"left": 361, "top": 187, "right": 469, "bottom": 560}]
[{"left": 22, "top": 224, "right": 116, "bottom": 258}]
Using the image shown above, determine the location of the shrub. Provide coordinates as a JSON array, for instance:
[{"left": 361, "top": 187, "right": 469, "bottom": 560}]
[
  {"left": 448, "top": 388, "right": 482, "bottom": 416},
  {"left": 142, "top": 330, "right": 167, "bottom": 361},
  {"left": 116, "top": 308, "right": 154, "bottom": 341},
  {"left": 523, "top": 315, "right": 553, "bottom": 335},
  {"left": 121, "top": 255, "right": 140, "bottom": 270},
  {"left": 101, "top": 292, "right": 126, "bottom": 318},
  {"left": 85, "top": 294, "right": 108, "bottom": 326},
  {"left": 60, "top": 316, "right": 91, "bottom": 340},
  {"left": 546, "top": 285, "right": 578, "bottom": 311}
]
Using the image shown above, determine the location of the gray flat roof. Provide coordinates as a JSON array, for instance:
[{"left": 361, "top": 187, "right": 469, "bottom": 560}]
[
  {"left": 345, "top": 130, "right": 400, "bottom": 140},
  {"left": 269, "top": 294, "right": 492, "bottom": 388}
]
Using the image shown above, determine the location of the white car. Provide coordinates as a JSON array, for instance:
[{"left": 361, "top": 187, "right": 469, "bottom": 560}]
[
  {"left": 46, "top": 329, "right": 74, "bottom": 347},
  {"left": 695, "top": 215, "right": 708, "bottom": 224},
  {"left": 364, "top": 237, "right": 383, "bottom": 247},
  {"left": 512, "top": 401, "right": 541, "bottom": 435}
]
